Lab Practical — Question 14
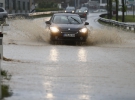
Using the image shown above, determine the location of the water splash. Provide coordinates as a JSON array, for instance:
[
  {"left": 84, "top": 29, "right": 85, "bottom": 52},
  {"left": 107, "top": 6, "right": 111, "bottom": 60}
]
[
  {"left": 4, "top": 18, "right": 50, "bottom": 45},
  {"left": 4, "top": 18, "right": 124, "bottom": 46},
  {"left": 87, "top": 27, "right": 123, "bottom": 45}
]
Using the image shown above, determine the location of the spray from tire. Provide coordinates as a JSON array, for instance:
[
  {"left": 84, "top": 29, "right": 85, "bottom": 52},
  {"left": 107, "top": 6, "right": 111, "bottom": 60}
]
[{"left": 4, "top": 18, "right": 124, "bottom": 46}]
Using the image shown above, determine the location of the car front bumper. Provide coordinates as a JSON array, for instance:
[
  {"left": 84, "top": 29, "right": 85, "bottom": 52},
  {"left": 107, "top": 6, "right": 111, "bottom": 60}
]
[{"left": 50, "top": 32, "right": 88, "bottom": 42}]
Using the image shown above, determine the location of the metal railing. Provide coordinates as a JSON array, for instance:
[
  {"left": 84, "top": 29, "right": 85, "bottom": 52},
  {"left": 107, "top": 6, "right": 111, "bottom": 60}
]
[
  {"left": 99, "top": 16, "right": 135, "bottom": 32},
  {"left": 8, "top": 10, "right": 64, "bottom": 19}
]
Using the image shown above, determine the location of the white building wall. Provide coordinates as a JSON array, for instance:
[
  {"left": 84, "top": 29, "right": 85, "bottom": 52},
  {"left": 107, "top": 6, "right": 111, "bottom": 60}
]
[{"left": 0, "top": 0, "right": 5, "bottom": 8}]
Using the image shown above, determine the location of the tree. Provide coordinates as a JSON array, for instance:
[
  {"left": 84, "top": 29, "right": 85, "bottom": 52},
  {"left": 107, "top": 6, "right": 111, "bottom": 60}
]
[
  {"left": 109, "top": 0, "right": 112, "bottom": 19},
  {"left": 122, "top": 0, "right": 125, "bottom": 22},
  {"left": 107, "top": 0, "right": 109, "bottom": 19},
  {"left": 115, "top": 0, "right": 118, "bottom": 21}
]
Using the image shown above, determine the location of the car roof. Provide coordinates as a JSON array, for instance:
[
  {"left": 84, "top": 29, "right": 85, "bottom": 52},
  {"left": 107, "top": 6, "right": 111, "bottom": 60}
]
[
  {"left": 66, "top": 7, "right": 75, "bottom": 9},
  {"left": 81, "top": 7, "right": 88, "bottom": 8},
  {"left": 53, "top": 13, "right": 79, "bottom": 16}
]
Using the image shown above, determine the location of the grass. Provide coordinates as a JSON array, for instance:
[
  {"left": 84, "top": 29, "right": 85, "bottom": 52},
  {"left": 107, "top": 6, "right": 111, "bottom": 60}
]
[
  {"left": 32, "top": 13, "right": 53, "bottom": 18},
  {"left": 104, "top": 15, "right": 135, "bottom": 22},
  {"left": 1, "top": 85, "right": 12, "bottom": 99},
  {"left": 1, "top": 70, "right": 11, "bottom": 80},
  {"left": 1, "top": 70, "right": 12, "bottom": 99}
]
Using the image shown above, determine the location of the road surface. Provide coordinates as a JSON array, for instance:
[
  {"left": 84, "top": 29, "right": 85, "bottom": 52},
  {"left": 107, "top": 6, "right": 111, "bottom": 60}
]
[{"left": 2, "top": 12, "right": 135, "bottom": 100}]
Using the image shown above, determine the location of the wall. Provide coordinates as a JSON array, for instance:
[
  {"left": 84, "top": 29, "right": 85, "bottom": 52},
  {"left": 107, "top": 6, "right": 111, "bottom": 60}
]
[
  {"left": 0, "top": 0, "right": 5, "bottom": 8},
  {"left": 5, "top": 0, "right": 34, "bottom": 14}
]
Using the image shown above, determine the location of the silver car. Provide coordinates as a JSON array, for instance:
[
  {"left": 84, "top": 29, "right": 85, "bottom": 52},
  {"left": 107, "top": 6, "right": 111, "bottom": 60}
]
[{"left": 0, "top": 7, "right": 8, "bottom": 21}]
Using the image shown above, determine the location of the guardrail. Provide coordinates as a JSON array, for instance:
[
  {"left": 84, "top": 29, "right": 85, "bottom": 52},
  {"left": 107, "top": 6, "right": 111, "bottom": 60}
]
[
  {"left": 8, "top": 10, "right": 64, "bottom": 18},
  {"left": 99, "top": 16, "right": 135, "bottom": 32}
]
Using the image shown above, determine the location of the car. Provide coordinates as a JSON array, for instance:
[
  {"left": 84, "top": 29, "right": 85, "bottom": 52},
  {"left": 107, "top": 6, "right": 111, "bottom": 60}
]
[
  {"left": 80, "top": 7, "right": 89, "bottom": 14},
  {"left": 93, "top": 9, "right": 107, "bottom": 13},
  {"left": 45, "top": 13, "right": 89, "bottom": 43},
  {"left": 65, "top": 7, "right": 75, "bottom": 13},
  {"left": 0, "top": 7, "right": 8, "bottom": 21},
  {"left": 75, "top": 9, "right": 87, "bottom": 19}
]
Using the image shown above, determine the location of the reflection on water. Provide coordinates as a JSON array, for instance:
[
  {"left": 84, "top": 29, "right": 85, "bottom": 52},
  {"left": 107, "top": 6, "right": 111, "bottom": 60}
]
[
  {"left": 46, "top": 93, "right": 54, "bottom": 99},
  {"left": 49, "top": 48, "right": 59, "bottom": 62},
  {"left": 78, "top": 48, "right": 87, "bottom": 62},
  {"left": 79, "top": 94, "right": 90, "bottom": 100},
  {"left": 44, "top": 82, "right": 54, "bottom": 99}
]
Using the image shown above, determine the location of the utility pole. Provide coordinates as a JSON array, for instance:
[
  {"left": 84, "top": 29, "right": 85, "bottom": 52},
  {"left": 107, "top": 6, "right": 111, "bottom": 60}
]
[
  {"left": 115, "top": 0, "right": 118, "bottom": 21},
  {"left": 122, "top": 0, "right": 125, "bottom": 22},
  {"left": 107, "top": 0, "right": 109, "bottom": 19}
]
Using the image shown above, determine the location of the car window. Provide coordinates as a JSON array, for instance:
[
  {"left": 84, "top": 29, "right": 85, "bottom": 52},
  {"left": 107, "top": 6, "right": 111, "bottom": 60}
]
[
  {"left": 53, "top": 15, "right": 82, "bottom": 24},
  {"left": 76, "top": 9, "right": 79, "bottom": 12},
  {"left": 66, "top": 7, "right": 75, "bottom": 10},
  {"left": 0, "top": 8, "right": 4, "bottom": 12}
]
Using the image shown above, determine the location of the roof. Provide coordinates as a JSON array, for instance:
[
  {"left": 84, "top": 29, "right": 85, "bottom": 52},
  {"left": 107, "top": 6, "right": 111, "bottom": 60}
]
[{"left": 53, "top": 13, "right": 79, "bottom": 16}]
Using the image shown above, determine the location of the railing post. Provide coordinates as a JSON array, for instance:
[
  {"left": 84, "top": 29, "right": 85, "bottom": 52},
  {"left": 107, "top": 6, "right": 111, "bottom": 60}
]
[{"left": 0, "top": 24, "right": 3, "bottom": 99}]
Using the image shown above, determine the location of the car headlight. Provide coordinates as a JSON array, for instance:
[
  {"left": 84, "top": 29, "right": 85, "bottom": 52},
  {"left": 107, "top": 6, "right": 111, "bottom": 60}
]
[
  {"left": 50, "top": 27, "right": 59, "bottom": 33},
  {"left": 85, "top": 10, "right": 87, "bottom": 12},
  {"left": 79, "top": 28, "right": 88, "bottom": 33},
  {"left": 72, "top": 11, "right": 74, "bottom": 13},
  {"left": 65, "top": 11, "right": 66, "bottom": 12}
]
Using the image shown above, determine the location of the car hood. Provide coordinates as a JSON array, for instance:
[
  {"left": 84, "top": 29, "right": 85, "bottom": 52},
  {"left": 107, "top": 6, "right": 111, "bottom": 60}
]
[{"left": 51, "top": 23, "right": 85, "bottom": 31}]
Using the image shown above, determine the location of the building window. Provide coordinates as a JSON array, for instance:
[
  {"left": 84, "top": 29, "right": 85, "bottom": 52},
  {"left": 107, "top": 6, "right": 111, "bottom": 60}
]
[
  {"left": 18, "top": 1, "right": 20, "bottom": 10},
  {"left": 13, "top": 0, "right": 16, "bottom": 10},
  {"left": 23, "top": 2, "right": 25, "bottom": 10},
  {"left": 0, "top": 3, "right": 3, "bottom": 7}
]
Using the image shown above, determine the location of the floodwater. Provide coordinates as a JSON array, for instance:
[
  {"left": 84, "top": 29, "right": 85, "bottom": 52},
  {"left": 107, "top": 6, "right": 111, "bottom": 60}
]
[
  {"left": 2, "top": 14, "right": 135, "bottom": 100},
  {"left": 3, "top": 17, "right": 126, "bottom": 46}
]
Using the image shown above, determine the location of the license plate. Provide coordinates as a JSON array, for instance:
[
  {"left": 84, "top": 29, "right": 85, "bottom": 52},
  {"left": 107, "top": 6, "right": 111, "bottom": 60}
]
[{"left": 63, "top": 34, "right": 75, "bottom": 37}]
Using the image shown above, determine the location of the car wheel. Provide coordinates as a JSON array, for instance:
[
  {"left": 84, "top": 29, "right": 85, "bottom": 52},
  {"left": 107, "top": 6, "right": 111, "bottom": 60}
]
[{"left": 50, "top": 35, "right": 55, "bottom": 41}]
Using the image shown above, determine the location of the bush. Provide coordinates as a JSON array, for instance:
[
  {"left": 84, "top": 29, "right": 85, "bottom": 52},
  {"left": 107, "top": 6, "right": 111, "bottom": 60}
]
[
  {"left": 38, "top": 2, "right": 57, "bottom": 8},
  {"left": 35, "top": 8, "right": 60, "bottom": 12},
  {"left": 2, "top": 85, "right": 12, "bottom": 99}
]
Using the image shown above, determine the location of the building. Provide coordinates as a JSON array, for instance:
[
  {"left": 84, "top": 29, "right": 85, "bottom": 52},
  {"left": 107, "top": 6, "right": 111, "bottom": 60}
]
[
  {"left": 3, "top": 0, "right": 34, "bottom": 14},
  {"left": 0, "top": 0, "right": 5, "bottom": 8}
]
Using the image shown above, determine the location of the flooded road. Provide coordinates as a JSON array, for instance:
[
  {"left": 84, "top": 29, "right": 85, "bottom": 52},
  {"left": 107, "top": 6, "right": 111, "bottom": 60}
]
[{"left": 2, "top": 13, "right": 135, "bottom": 100}]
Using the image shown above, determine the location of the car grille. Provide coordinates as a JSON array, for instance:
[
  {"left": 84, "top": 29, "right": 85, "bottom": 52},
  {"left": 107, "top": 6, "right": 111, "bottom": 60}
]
[{"left": 61, "top": 31, "right": 78, "bottom": 34}]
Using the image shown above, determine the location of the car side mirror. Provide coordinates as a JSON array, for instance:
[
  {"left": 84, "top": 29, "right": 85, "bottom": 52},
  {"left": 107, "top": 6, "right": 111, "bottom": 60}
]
[
  {"left": 45, "top": 21, "right": 51, "bottom": 24},
  {"left": 85, "top": 22, "right": 89, "bottom": 25}
]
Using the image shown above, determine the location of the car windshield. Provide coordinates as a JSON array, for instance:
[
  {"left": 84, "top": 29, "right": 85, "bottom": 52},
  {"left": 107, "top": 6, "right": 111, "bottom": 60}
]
[
  {"left": 53, "top": 15, "right": 82, "bottom": 24},
  {"left": 66, "top": 7, "right": 75, "bottom": 10},
  {"left": 76, "top": 9, "right": 83, "bottom": 13},
  {"left": 80, "top": 9, "right": 87, "bottom": 12},
  {"left": 81, "top": 7, "right": 88, "bottom": 10}
]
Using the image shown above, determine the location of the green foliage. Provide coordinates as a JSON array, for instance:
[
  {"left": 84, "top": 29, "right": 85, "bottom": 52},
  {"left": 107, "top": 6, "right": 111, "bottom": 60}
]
[
  {"left": 1, "top": 70, "right": 11, "bottom": 80},
  {"left": 112, "top": 15, "right": 135, "bottom": 22},
  {"left": 2, "top": 85, "right": 12, "bottom": 99},
  {"left": 38, "top": 1, "right": 57, "bottom": 8},
  {"left": 32, "top": 13, "right": 53, "bottom": 18},
  {"left": 120, "top": 5, "right": 127, "bottom": 12},
  {"left": 35, "top": 8, "right": 60, "bottom": 12},
  {"left": 1, "top": 70, "right": 12, "bottom": 99}
]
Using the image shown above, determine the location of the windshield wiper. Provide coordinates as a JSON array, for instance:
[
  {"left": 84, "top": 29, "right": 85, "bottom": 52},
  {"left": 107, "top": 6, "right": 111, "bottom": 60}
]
[
  {"left": 70, "top": 17, "right": 80, "bottom": 24},
  {"left": 67, "top": 17, "right": 71, "bottom": 24}
]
